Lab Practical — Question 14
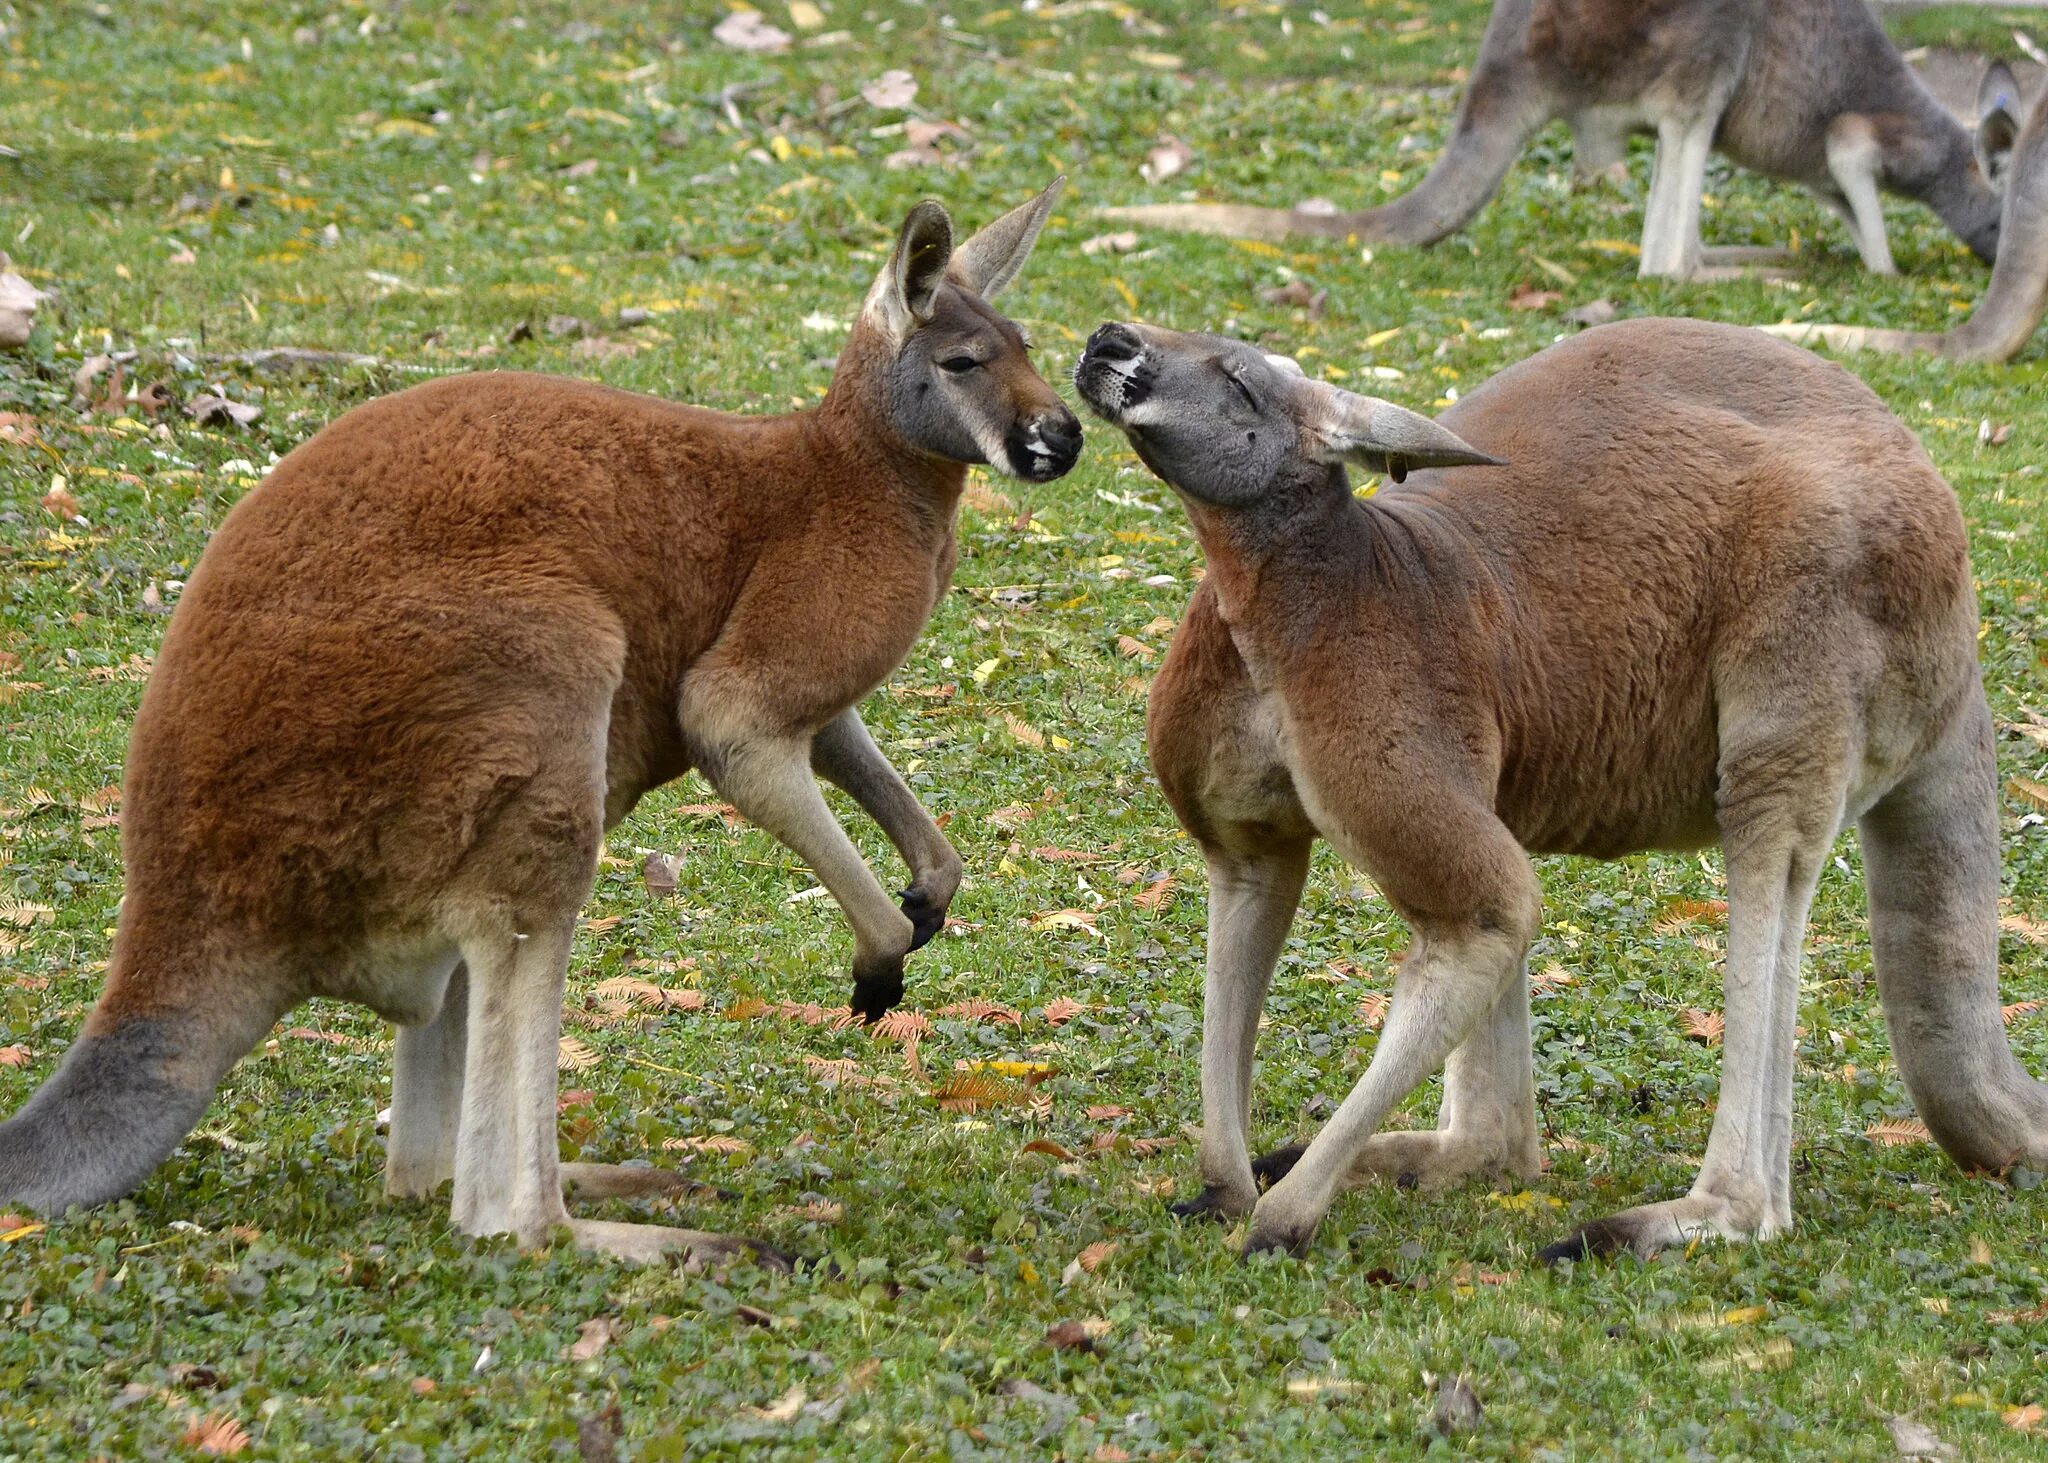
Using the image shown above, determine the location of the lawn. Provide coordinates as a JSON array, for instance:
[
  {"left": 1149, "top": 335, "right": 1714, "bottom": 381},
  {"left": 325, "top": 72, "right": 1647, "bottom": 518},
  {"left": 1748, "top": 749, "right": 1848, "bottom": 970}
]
[{"left": 3, "top": 1, "right": 2047, "bottom": 1458}]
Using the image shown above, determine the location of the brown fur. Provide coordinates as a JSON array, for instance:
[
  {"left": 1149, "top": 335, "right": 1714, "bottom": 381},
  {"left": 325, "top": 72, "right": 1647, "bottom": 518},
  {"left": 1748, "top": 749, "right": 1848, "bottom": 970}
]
[
  {"left": 1078, "top": 316, "right": 2048, "bottom": 1260},
  {"left": 0, "top": 186, "right": 1080, "bottom": 1263}
]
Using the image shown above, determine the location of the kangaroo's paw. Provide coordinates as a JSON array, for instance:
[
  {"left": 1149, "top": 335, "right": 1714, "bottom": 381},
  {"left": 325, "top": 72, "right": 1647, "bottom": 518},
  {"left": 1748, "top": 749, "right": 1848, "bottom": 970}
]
[
  {"left": 1540, "top": 1191, "right": 1785, "bottom": 1265},
  {"left": 560, "top": 1162, "right": 732, "bottom": 1204},
  {"left": 567, "top": 1218, "right": 795, "bottom": 1271},
  {"left": 1169, "top": 1182, "right": 1257, "bottom": 1223},
  {"left": 898, "top": 884, "right": 950, "bottom": 951}
]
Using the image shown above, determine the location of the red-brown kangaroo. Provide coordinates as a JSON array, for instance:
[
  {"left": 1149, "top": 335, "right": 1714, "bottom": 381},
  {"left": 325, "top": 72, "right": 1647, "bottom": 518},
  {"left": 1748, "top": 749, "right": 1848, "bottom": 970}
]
[
  {"left": 0, "top": 182, "right": 1081, "bottom": 1265},
  {"left": 1074, "top": 315, "right": 2048, "bottom": 1261}
]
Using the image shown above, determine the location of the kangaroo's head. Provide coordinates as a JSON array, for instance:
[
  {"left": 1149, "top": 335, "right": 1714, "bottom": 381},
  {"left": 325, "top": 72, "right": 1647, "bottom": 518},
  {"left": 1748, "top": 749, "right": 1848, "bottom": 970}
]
[
  {"left": 842, "top": 180, "right": 1082, "bottom": 483},
  {"left": 1073, "top": 321, "right": 1496, "bottom": 510}
]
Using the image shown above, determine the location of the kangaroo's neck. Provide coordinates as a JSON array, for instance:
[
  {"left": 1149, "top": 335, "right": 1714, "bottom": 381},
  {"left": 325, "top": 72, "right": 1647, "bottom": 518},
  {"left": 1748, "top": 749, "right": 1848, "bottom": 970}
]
[{"left": 811, "top": 325, "right": 970, "bottom": 524}]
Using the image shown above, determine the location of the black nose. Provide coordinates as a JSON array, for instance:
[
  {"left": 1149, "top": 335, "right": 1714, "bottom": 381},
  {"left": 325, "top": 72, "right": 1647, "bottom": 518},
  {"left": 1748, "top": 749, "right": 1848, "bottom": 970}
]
[
  {"left": 1038, "top": 410, "right": 1082, "bottom": 456},
  {"left": 1084, "top": 321, "right": 1144, "bottom": 365}
]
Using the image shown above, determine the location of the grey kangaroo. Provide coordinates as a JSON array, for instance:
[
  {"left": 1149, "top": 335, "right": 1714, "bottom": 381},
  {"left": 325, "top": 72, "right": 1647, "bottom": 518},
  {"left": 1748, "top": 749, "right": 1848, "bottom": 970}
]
[
  {"left": 1105, "top": 0, "right": 2004, "bottom": 279},
  {"left": 1768, "top": 62, "right": 2048, "bottom": 361},
  {"left": 1074, "top": 315, "right": 2048, "bottom": 1261}
]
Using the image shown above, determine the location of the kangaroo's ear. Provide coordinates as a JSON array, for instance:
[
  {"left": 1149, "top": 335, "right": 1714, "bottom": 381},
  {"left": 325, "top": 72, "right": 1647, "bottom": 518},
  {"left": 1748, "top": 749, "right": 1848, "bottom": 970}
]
[
  {"left": 949, "top": 176, "right": 1065, "bottom": 301},
  {"left": 1977, "top": 61, "right": 2023, "bottom": 183},
  {"left": 1302, "top": 381, "right": 1503, "bottom": 482},
  {"left": 868, "top": 200, "right": 955, "bottom": 339}
]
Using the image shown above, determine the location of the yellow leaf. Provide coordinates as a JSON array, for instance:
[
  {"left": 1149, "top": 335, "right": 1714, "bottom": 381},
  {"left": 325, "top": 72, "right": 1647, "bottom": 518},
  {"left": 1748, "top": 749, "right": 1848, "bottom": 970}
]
[
  {"left": 769, "top": 134, "right": 794, "bottom": 163},
  {"left": 1231, "top": 239, "right": 1286, "bottom": 259},
  {"left": 787, "top": 0, "right": 825, "bottom": 27},
  {"left": 1487, "top": 1190, "right": 1565, "bottom": 1211},
  {"left": 1110, "top": 276, "right": 1140, "bottom": 312},
  {"left": 2010, "top": 776, "right": 2048, "bottom": 813},
  {"left": 1583, "top": 238, "right": 1642, "bottom": 257},
  {"left": 1866, "top": 1117, "right": 1934, "bottom": 1146},
  {"left": 972, "top": 657, "right": 1000, "bottom": 686},
  {"left": 1, "top": 1222, "right": 46, "bottom": 1243},
  {"left": 1720, "top": 1305, "right": 1769, "bottom": 1326},
  {"left": 1364, "top": 326, "right": 1403, "bottom": 348},
  {"left": 1130, "top": 50, "right": 1183, "bottom": 69}
]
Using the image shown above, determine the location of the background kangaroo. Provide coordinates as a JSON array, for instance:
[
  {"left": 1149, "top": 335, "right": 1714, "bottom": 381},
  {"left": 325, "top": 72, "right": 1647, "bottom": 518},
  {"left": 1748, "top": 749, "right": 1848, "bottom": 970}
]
[
  {"left": 0, "top": 183, "right": 1081, "bottom": 1264},
  {"left": 1767, "top": 61, "right": 2048, "bottom": 362},
  {"left": 1104, "top": 0, "right": 2003, "bottom": 279},
  {"left": 1074, "top": 315, "right": 2048, "bottom": 1261}
]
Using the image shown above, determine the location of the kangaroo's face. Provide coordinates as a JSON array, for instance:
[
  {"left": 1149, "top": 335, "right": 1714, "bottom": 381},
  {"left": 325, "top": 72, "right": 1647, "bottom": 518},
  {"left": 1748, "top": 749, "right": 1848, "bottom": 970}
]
[
  {"left": 861, "top": 184, "right": 1082, "bottom": 482},
  {"left": 1074, "top": 320, "right": 1496, "bottom": 508}
]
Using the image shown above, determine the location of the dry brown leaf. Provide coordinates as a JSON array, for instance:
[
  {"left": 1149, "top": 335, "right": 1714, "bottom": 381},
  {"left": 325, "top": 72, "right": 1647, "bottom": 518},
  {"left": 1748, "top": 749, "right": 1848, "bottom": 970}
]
[
  {"left": 661, "top": 1134, "right": 751, "bottom": 1156},
  {"left": 2001, "top": 912, "right": 2048, "bottom": 945},
  {"left": 1044, "top": 1316, "right": 1111, "bottom": 1352},
  {"left": 723, "top": 996, "right": 771, "bottom": 1021},
  {"left": 1356, "top": 993, "right": 1389, "bottom": 1030},
  {"left": 558, "top": 1037, "right": 600, "bottom": 1072},
  {"left": 986, "top": 803, "right": 1035, "bottom": 830},
  {"left": 869, "top": 1009, "right": 932, "bottom": 1044},
  {"left": 1033, "top": 908, "right": 1102, "bottom": 935},
  {"left": 1680, "top": 1009, "right": 1725, "bottom": 1046},
  {"left": 1507, "top": 284, "right": 1563, "bottom": 311},
  {"left": 1116, "top": 635, "right": 1155, "bottom": 661},
  {"left": 1075, "top": 1240, "right": 1119, "bottom": 1274},
  {"left": 1022, "top": 1138, "right": 1076, "bottom": 1160},
  {"left": 2008, "top": 777, "right": 2048, "bottom": 814},
  {"left": 1866, "top": 1117, "right": 1933, "bottom": 1147},
  {"left": 568, "top": 1316, "right": 615, "bottom": 1362},
  {"left": 2004, "top": 1000, "right": 2043, "bottom": 1026},
  {"left": 1033, "top": 846, "right": 1106, "bottom": 864},
  {"left": 1654, "top": 897, "right": 1729, "bottom": 935},
  {"left": 713, "top": 10, "right": 791, "bottom": 52},
  {"left": 1132, "top": 875, "right": 1176, "bottom": 912},
  {"left": 1141, "top": 135, "right": 1192, "bottom": 183},
  {"left": 936, "top": 999, "right": 1023, "bottom": 1027},
  {"left": 962, "top": 478, "right": 1015, "bottom": 515},
  {"left": 1529, "top": 962, "right": 1576, "bottom": 994},
  {"left": 582, "top": 914, "right": 623, "bottom": 935},
  {"left": 1004, "top": 713, "right": 1047, "bottom": 749},
  {"left": 184, "top": 1412, "right": 250, "bottom": 1457},
  {"left": 2004, "top": 1405, "right": 2045, "bottom": 1433},
  {"left": 773, "top": 1000, "right": 849, "bottom": 1026},
  {"left": 932, "top": 1071, "right": 1029, "bottom": 1112},
  {"left": 1044, "top": 996, "right": 1092, "bottom": 1026},
  {"left": 0, "top": 1045, "right": 30, "bottom": 1068},
  {"left": 785, "top": 1199, "right": 843, "bottom": 1225},
  {"left": 39, "top": 484, "right": 82, "bottom": 520},
  {"left": 1086, "top": 1104, "right": 1130, "bottom": 1121}
]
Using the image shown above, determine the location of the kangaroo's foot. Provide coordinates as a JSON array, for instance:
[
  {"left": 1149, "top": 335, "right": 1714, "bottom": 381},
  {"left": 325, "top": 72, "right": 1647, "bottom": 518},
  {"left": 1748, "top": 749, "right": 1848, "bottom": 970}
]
[
  {"left": 560, "top": 1161, "right": 732, "bottom": 1204},
  {"left": 899, "top": 884, "right": 950, "bottom": 951},
  {"left": 567, "top": 1218, "right": 795, "bottom": 1270},
  {"left": 1540, "top": 1187, "right": 1787, "bottom": 1265}
]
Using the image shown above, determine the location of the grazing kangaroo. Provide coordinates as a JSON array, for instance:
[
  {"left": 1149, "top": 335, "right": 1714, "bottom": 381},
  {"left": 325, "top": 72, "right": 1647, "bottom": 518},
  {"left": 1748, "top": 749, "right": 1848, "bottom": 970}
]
[
  {"left": 1766, "top": 63, "right": 2048, "bottom": 362},
  {"left": 1073, "top": 315, "right": 2048, "bottom": 1261},
  {"left": 1104, "top": 0, "right": 2004, "bottom": 279},
  {"left": 0, "top": 183, "right": 1082, "bottom": 1264}
]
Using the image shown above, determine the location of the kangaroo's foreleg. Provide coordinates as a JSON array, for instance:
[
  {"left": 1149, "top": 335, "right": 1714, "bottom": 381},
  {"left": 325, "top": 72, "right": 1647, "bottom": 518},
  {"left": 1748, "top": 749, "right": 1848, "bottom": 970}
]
[
  {"left": 1823, "top": 115, "right": 1899, "bottom": 275},
  {"left": 699, "top": 731, "right": 918, "bottom": 1021},
  {"left": 1263, "top": 956, "right": 1541, "bottom": 1194},
  {"left": 1170, "top": 841, "right": 1312, "bottom": 1222},
  {"left": 812, "top": 707, "right": 964, "bottom": 950},
  {"left": 1241, "top": 790, "right": 1541, "bottom": 1257}
]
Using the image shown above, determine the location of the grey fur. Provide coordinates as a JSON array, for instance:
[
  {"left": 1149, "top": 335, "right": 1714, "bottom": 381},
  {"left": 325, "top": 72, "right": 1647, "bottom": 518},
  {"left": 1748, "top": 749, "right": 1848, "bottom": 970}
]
[{"left": 1102, "top": 0, "right": 2002, "bottom": 279}]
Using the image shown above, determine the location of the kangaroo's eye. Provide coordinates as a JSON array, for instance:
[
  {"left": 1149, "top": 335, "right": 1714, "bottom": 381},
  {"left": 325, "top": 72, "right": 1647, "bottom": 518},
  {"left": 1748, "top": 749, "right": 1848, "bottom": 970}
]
[{"left": 940, "top": 356, "right": 981, "bottom": 374}]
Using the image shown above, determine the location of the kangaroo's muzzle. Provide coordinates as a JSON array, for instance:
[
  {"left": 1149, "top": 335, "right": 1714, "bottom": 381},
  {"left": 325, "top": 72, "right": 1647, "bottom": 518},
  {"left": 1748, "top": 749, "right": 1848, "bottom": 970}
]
[{"left": 1073, "top": 322, "right": 1154, "bottom": 422}]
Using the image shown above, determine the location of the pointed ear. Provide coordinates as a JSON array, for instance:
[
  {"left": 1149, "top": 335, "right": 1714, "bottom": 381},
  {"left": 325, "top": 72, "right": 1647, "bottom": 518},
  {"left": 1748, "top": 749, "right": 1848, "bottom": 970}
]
[
  {"left": 869, "top": 200, "right": 955, "bottom": 338},
  {"left": 1977, "top": 62, "right": 2023, "bottom": 182},
  {"left": 949, "top": 176, "right": 1065, "bottom": 301},
  {"left": 1302, "top": 381, "right": 1502, "bottom": 482}
]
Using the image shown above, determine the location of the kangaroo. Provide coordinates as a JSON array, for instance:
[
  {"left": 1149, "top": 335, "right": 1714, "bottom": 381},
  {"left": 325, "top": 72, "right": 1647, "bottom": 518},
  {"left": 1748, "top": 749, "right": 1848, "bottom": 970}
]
[
  {"left": 1765, "top": 63, "right": 2048, "bottom": 362},
  {"left": 1103, "top": 0, "right": 2004, "bottom": 280},
  {"left": 0, "top": 183, "right": 1082, "bottom": 1265},
  {"left": 1073, "top": 315, "right": 2048, "bottom": 1261}
]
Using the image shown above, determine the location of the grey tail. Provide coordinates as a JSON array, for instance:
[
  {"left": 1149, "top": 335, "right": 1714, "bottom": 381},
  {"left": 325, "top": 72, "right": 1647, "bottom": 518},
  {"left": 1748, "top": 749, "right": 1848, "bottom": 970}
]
[
  {"left": 0, "top": 1004, "right": 273, "bottom": 1215},
  {"left": 1860, "top": 698, "right": 2048, "bottom": 1175},
  {"left": 1099, "top": 77, "right": 1549, "bottom": 249}
]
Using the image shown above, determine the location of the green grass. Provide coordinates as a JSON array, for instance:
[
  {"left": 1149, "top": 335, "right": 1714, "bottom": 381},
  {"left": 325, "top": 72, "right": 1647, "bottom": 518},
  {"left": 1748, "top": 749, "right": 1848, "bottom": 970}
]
[{"left": 3, "top": 1, "right": 2048, "bottom": 1458}]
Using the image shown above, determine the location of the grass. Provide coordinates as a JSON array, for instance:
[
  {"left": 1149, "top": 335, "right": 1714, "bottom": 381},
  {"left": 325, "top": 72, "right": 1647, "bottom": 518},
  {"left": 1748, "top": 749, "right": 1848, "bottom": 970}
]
[{"left": 3, "top": 1, "right": 2047, "bottom": 1457}]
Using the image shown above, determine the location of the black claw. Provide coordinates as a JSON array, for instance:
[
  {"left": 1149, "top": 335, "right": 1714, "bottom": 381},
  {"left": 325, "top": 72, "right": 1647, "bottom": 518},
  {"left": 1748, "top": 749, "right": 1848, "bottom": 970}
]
[
  {"left": 1250, "top": 1142, "right": 1307, "bottom": 1189},
  {"left": 851, "top": 964, "right": 905, "bottom": 1023},
  {"left": 1168, "top": 1185, "right": 1247, "bottom": 1223},
  {"left": 1241, "top": 1228, "right": 1312, "bottom": 1261},
  {"left": 1539, "top": 1217, "right": 1631, "bottom": 1267},
  {"left": 898, "top": 887, "right": 947, "bottom": 952}
]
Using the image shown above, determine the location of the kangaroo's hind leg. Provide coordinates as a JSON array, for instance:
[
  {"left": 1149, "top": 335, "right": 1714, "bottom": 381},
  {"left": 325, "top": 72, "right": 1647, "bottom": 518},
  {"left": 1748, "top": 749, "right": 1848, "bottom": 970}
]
[
  {"left": 1823, "top": 115, "right": 1899, "bottom": 275},
  {"left": 386, "top": 955, "right": 467, "bottom": 1199},
  {"left": 1543, "top": 701, "right": 1844, "bottom": 1262},
  {"left": 1639, "top": 109, "right": 1719, "bottom": 279}
]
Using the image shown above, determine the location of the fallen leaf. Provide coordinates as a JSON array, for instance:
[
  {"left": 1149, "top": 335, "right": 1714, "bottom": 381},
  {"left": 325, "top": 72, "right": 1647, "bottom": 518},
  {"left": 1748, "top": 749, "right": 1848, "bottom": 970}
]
[
  {"left": 2001, "top": 910, "right": 2048, "bottom": 944},
  {"left": 2004, "top": 1405, "right": 2045, "bottom": 1433},
  {"left": 785, "top": 1200, "right": 843, "bottom": 1225},
  {"left": 2004, "top": 1000, "right": 2042, "bottom": 1025},
  {"left": 1865, "top": 1117, "right": 1933, "bottom": 1147},
  {"left": 932, "top": 1071, "right": 1030, "bottom": 1112},
  {"left": 1022, "top": 1138, "right": 1076, "bottom": 1160},
  {"left": 1085, "top": 1104, "right": 1129, "bottom": 1121},
  {"left": 861, "top": 69, "right": 917, "bottom": 109},
  {"left": 987, "top": 803, "right": 1034, "bottom": 830},
  {"left": 0, "top": 1045, "right": 30, "bottom": 1068},
  {"left": 935, "top": 998, "right": 1023, "bottom": 1026},
  {"left": 1004, "top": 713, "right": 1046, "bottom": 748},
  {"left": 568, "top": 1316, "right": 615, "bottom": 1362},
  {"left": 557, "top": 1036, "right": 600, "bottom": 1072},
  {"left": 1033, "top": 908, "right": 1102, "bottom": 936},
  {"left": 1529, "top": 962, "right": 1576, "bottom": 994},
  {"left": 1654, "top": 897, "right": 1728, "bottom": 935},
  {"left": 713, "top": 10, "right": 791, "bottom": 52},
  {"left": 1356, "top": 993, "right": 1389, "bottom": 1030},
  {"left": 1680, "top": 1008, "right": 1725, "bottom": 1046},
  {"left": 1132, "top": 875, "right": 1176, "bottom": 911},
  {"left": 2010, "top": 777, "right": 2048, "bottom": 814},
  {"left": 1887, "top": 1414, "right": 1958, "bottom": 1460},
  {"left": 869, "top": 1009, "right": 932, "bottom": 1044},
  {"left": 642, "top": 851, "right": 683, "bottom": 897},
  {"left": 1044, "top": 1317, "right": 1109, "bottom": 1353},
  {"left": 661, "top": 1134, "right": 751, "bottom": 1156},
  {"left": 1074, "top": 1240, "right": 1118, "bottom": 1274},
  {"left": 1287, "top": 1376, "right": 1368, "bottom": 1400},
  {"left": 183, "top": 1412, "right": 251, "bottom": 1457},
  {"left": 39, "top": 484, "right": 82, "bottom": 521},
  {"left": 746, "top": 1385, "right": 807, "bottom": 1423},
  {"left": 1044, "top": 997, "right": 1092, "bottom": 1026},
  {"left": 187, "top": 394, "right": 261, "bottom": 429},
  {"left": 1507, "top": 284, "right": 1562, "bottom": 311},
  {"left": 1141, "top": 136, "right": 1193, "bottom": 184},
  {"left": 1116, "top": 635, "right": 1155, "bottom": 660},
  {"left": 787, "top": 0, "right": 825, "bottom": 28},
  {"left": 1081, "top": 230, "right": 1140, "bottom": 256},
  {"left": 1978, "top": 419, "right": 2013, "bottom": 448}
]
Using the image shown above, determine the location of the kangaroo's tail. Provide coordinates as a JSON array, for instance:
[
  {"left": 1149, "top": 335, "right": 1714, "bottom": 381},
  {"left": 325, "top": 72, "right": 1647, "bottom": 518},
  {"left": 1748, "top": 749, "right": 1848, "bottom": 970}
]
[
  {"left": 1860, "top": 697, "right": 2048, "bottom": 1174},
  {"left": 0, "top": 957, "right": 284, "bottom": 1214},
  {"left": 1099, "top": 70, "right": 1551, "bottom": 248}
]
